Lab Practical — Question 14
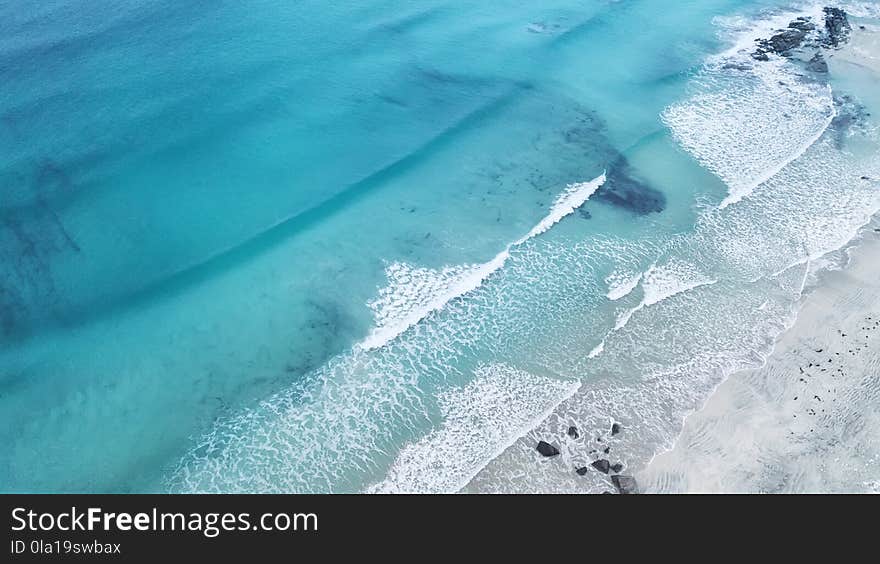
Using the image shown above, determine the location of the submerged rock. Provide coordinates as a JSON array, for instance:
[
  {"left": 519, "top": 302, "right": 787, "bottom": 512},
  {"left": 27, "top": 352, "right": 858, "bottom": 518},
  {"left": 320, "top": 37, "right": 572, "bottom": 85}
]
[
  {"left": 576, "top": 466, "right": 589, "bottom": 476},
  {"left": 536, "top": 441, "right": 560, "bottom": 457},
  {"left": 567, "top": 426, "right": 580, "bottom": 439},
  {"left": 592, "top": 459, "right": 611, "bottom": 474},
  {"left": 831, "top": 94, "right": 869, "bottom": 148},
  {"left": 807, "top": 52, "right": 828, "bottom": 74},
  {"left": 596, "top": 158, "right": 666, "bottom": 215},
  {"left": 611, "top": 475, "right": 639, "bottom": 494},
  {"left": 611, "top": 463, "right": 624, "bottom": 473}
]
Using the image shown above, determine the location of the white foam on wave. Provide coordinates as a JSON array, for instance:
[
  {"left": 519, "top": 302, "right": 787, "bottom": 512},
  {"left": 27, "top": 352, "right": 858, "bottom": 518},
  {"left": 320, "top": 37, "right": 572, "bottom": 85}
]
[
  {"left": 590, "top": 259, "right": 716, "bottom": 358},
  {"left": 368, "top": 363, "right": 580, "bottom": 493},
  {"left": 613, "top": 260, "right": 717, "bottom": 331},
  {"left": 361, "top": 174, "right": 606, "bottom": 350},
  {"left": 641, "top": 259, "right": 718, "bottom": 307},
  {"left": 519, "top": 176, "right": 605, "bottom": 241},
  {"left": 664, "top": 4, "right": 836, "bottom": 208},
  {"left": 361, "top": 255, "right": 509, "bottom": 350},
  {"left": 605, "top": 271, "right": 642, "bottom": 301}
]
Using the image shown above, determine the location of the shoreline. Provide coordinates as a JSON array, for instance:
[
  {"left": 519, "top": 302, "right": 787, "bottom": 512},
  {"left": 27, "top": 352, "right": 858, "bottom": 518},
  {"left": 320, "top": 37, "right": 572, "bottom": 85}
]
[{"left": 641, "top": 221, "right": 880, "bottom": 493}]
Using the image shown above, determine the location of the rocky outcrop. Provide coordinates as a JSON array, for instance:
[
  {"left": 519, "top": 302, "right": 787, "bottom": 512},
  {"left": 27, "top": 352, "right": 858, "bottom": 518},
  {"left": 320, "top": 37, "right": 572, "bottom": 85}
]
[
  {"left": 567, "top": 426, "right": 580, "bottom": 439},
  {"left": 822, "top": 7, "right": 851, "bottom": 47},
  {"left": 752, "top": 7, "right": 852, "bottom": 62},
  {"left": 753, "top": 24, "right": 812, "bottom": 60}
]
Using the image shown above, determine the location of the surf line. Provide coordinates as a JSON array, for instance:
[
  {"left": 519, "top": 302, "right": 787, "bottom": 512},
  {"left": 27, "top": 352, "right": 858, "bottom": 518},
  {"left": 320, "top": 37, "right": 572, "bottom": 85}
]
[
  {"left": 720, "top": 95, "right": 836, "bottom": 209},
  {"left": 359, "top": 173, "right": 607, "bottom": 351},
  {"left": 589, "top": 262, "right": 718, "bottom": 359}
]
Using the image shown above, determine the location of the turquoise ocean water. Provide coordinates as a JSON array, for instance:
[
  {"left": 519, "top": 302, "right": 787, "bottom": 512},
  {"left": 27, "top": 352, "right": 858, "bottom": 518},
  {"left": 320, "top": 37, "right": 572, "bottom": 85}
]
[{"left": 2, "top": 0, "right": 879, "bottom": 492}]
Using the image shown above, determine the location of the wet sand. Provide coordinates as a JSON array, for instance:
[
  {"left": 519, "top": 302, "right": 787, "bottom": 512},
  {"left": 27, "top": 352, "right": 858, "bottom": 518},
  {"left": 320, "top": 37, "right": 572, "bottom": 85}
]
[{"left": 642, "top": 224, "right": 880, "bottom": 493}]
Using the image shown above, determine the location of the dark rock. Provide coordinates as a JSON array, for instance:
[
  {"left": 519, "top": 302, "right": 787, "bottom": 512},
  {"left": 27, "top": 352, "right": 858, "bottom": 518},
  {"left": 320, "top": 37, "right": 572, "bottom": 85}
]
[
  {"left": 753, "top": 24, "right": 810, "bottom": 60},
  {"left": 611, "top": 422, "right": 622, "bottom": 436},
  {"left": 722, "top": 62, "right": 754, "bottom": 71},
  {"left": 766, "top": 28, "right": 807, "bottom": 52},
  {"left": 789, "top": 17, "right": 816, "bottom": 33},
  {"left": 822, "top": 7, "right": 852, "bottom": 48},
  {"left": 807, "top": 52, "right": 828, "bottom": 73},
  {"left": 576, "top": 466, "right": 589, "bottom": 476},
  {"left": 536, "top": 441, "right": 560, "bottom": 457},
  {"left": 567, "top": 426, "right": 580, "bottom": 439},
  {"left": 611, "top": 475, "right": 639, "bottom": 494},
  {"left": 611, "top": 463, "right": 624, "bottom": 473},
  {"left": 859, "top": 25, "right": 866, "bottom": 31},
  {"left": 603, "top": 446, "right": 610, "bottom": 454},
  {"left": 592, "top": 459, "right": 611, "bottom": 474}
]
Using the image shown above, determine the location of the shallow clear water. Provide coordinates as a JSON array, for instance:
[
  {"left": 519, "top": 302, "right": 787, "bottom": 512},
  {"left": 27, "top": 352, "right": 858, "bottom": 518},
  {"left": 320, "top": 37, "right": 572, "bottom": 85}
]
[{"left": 1, "top": 0, "right": 878, "bottom": 492}]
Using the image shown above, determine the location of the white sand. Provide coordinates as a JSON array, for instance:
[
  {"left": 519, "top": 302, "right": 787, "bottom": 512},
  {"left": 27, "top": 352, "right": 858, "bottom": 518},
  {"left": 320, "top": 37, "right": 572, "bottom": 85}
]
[
  {"left": 640, "top": 16, "right": 880, "bottom": 495},
  {"left": 641, "top": 225, "right": 880, "bottom": 493}
]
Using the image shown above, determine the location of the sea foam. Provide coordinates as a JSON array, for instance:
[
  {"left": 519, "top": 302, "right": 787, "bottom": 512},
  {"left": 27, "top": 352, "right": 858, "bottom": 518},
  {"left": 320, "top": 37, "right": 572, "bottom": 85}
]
[
  {"left": 361, "top": 174, "right": 605, "bottom": 350},
  {"left": 664, "top": 5, "right": 836, "bottom": 208},
  {"left": 368, "top": 363, "right": 580, "bottom": 493}
]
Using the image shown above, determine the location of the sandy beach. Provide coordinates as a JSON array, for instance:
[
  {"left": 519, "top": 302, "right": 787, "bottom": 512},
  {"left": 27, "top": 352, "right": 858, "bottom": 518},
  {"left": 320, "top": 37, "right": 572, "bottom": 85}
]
[
  {"left": 640, "top": 17, "right": 880, "bottom": 494},
  {"left": 642, "top": 223, "right": 880, "bottom": 493}
]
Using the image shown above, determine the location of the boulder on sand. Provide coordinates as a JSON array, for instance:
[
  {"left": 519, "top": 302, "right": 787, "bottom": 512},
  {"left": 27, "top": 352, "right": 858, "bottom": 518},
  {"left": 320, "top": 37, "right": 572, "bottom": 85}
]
[
  {"left": 592, "top": 459, "right": 611, "bottom": 474},
  {"left": 536, "top": 441, "right": 560, "bottom": 457}
]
